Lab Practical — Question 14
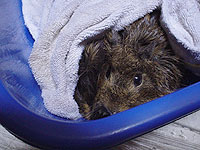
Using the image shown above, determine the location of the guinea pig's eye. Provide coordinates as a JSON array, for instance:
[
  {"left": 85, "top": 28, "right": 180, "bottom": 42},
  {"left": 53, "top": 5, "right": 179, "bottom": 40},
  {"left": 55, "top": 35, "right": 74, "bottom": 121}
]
[{"left": 133, "top": 73, "right": 142, "bottom": 87}]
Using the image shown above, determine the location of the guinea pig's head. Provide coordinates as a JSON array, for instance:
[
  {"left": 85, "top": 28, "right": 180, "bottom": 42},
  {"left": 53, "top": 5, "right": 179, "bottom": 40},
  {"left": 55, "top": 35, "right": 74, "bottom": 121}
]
[{"left": 90, "top": 14, "right": 182, "bottom": 119}]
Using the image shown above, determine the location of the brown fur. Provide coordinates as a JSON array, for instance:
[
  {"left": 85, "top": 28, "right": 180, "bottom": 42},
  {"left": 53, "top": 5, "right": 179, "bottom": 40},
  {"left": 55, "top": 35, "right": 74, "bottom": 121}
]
[{"left": 74, "top": 11, "right": 183, "bottom": 120}]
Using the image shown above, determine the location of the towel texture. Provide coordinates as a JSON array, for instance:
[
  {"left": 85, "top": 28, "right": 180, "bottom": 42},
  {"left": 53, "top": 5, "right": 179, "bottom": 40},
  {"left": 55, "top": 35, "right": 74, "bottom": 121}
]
[
  {"left": 161, "top": 0, "right": 200, "bottom": 75},
  {"left": 22, "top": 0, "right": 200, "bottom": 119}
]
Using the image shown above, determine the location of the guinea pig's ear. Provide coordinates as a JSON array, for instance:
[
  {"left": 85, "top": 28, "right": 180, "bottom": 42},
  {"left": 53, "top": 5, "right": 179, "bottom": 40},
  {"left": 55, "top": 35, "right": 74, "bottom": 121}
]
[
  {"left": 144, "top": 14, "right": 151, "bottom": 23},
  {"left": 149, "top": 9, "right": 161, "bottom": 24},
  {"left": 110, "top": 29, "right": 124, "bottom": 44}
]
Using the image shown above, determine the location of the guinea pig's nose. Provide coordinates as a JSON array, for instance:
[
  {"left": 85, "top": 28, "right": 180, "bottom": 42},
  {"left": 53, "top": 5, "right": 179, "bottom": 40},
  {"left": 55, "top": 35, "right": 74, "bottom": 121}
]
[{"left": 90, "top": 104, "right": 112, "bottom": 120}]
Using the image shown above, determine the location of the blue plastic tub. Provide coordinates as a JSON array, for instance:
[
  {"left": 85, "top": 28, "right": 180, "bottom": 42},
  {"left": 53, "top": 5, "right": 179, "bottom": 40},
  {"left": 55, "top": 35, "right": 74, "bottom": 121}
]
[{"left": 0, "top": 0, "right": 200, "bottom": 150}]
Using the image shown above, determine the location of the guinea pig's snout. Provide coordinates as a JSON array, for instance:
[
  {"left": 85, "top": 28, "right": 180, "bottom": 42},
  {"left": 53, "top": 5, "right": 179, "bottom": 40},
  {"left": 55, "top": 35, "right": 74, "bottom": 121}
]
[{"left": 90, "top": 103, "right": 112, "bottom": 120}]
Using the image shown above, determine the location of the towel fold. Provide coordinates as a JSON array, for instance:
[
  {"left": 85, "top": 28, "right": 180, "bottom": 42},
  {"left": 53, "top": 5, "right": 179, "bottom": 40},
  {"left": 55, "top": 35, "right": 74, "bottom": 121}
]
[
  {"left": 161, "top": 0, "right": 200, "bottom": 75},
  {"left": 22, "top": 0, "right": 200, "bottom": 119}
]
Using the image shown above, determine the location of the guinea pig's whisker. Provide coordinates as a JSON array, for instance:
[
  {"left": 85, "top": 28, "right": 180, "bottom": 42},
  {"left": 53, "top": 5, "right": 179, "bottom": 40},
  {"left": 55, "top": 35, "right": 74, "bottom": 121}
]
[
  {"left": 83, "top": 104, "right": 112, "bottom": 119},
  {"left": 82, "top": 105, "right": 103, "bottom": 118}
]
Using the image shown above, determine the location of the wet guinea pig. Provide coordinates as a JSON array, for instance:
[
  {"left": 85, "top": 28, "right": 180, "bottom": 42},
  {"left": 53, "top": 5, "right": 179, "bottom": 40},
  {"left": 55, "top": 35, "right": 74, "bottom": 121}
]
[{"left": 74, "top": 11, "right": 183, "bottom": 120}]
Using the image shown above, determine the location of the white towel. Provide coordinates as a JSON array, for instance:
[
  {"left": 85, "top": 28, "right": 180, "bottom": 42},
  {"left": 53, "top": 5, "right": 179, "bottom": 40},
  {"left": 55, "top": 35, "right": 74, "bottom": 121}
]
[
  {"left": 161, "top": 0, "right": 200, "bottom": 75},
  {"left": 22, "top": 0, "right": 200, "bottom": 119}
]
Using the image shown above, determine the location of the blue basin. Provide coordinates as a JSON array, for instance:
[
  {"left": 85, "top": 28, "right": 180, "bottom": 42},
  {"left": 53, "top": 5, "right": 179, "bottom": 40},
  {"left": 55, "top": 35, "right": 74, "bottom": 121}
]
[{"left": 0, "top": 0, "right": 200, "bottom": 150}]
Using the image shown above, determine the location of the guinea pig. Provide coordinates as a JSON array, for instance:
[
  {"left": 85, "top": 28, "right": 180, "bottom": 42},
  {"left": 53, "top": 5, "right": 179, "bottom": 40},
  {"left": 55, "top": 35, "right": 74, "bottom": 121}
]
[{"left": 74, "top": 11, "right": 186, "bottom": 120}]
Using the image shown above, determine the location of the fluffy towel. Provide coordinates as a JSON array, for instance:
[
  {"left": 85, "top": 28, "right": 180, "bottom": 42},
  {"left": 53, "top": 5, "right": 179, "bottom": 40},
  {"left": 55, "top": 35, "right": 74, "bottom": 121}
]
[{"left": 22, "top": 0, "right": 200, "bottom": 119}]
